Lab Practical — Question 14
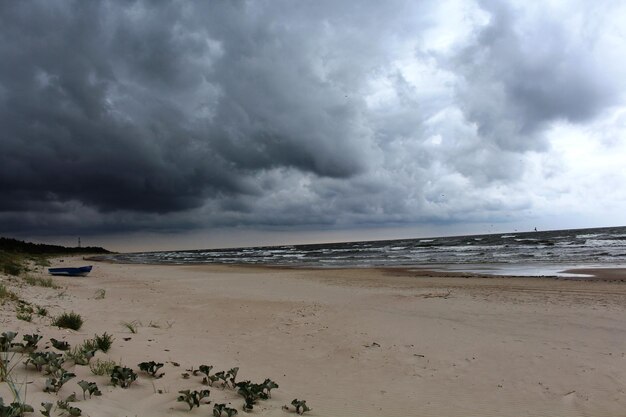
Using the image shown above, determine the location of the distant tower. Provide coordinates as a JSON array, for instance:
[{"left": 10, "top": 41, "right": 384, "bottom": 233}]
[{"left": 78, "top": 237, "right": 81, "bottom": 248}]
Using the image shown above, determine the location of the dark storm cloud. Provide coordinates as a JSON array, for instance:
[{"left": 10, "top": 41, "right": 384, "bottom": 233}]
[
  {"left": 0, "top": 1, "right": 243, "bottom": 215},
  {"left": 0, "top": 1, "right": 375, "bottom": 219},
  {"left": 0, "top": 0, "right": 624, "bottom": 237}
]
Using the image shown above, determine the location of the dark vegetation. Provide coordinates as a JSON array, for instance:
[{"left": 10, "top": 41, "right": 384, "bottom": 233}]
[
  {"left": 0, "top": 237, "right": 110, "bottom": 256},
  {"left": 52, "top": 312, "right": 83, "bottom": 331},
  {"left": 0, "top": 236, "right": 110, "bottom": 277}
]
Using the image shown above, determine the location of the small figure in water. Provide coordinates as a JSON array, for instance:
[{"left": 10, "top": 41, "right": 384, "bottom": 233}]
[{"left": 534, "top": 227, "right": 537, "bottom": 232}]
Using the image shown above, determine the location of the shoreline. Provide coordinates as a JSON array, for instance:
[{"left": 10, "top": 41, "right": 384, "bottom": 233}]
[
  {"left": 88, "top": 255, "right": 626, "bottom": 281},
  {"left": 2, "top": 258, "right": 626, "bottom": 416}
]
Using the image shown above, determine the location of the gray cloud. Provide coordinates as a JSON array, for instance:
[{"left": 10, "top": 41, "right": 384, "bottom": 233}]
[
  {"left": 450, "top": 0, "right": 617, "bottom": 152},
  {"left": 1, "top": 0, "right": 624, "bottom": 239}
]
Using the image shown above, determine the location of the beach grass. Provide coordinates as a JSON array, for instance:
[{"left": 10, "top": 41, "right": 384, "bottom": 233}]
[
  {"left": 52, "top": 311, "right": 84, "bottom": 331},
  {"left": 121, "top": 320, "right": 140, "bottom": 334},
  {"left": 22, "top": 274, "right": 60, "bottom": 289},
  {"left": 0, "top": 283, "right": 19, "bottom": 302}
]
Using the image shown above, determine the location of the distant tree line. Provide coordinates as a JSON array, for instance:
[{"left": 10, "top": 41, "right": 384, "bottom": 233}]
[{"left": 0, "top": 237, "right": 110, "bottom": 255}]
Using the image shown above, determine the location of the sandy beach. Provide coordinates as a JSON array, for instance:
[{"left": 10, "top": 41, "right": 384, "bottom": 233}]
[{"left": 2, "top": 259, "right": 626, "bottom": 416}]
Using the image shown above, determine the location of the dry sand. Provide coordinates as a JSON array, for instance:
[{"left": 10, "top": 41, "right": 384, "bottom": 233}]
[{"left": 2, "top": 258, "right": 626, "bottom": 416}]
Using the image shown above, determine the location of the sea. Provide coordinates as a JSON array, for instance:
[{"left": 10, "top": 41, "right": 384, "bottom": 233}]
[{"left": 98, "top": 225, "right": 626, "bottom": 277}]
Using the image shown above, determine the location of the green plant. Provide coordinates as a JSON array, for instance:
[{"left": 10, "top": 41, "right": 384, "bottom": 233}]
[
  {"left": 15, "top": 302, "right": 33, "bottom": 322},
  {"left": 110, "top": 366, "right": 137, "bottom": 388},
  {"left": 50, "top": 339, "right": 70, "bottom": 351},
  {"left": 33, "top": 257, "right": 51, "bottom": 267},
  {"left": 56, "top": 396, "right": 81, "bottom": 416},
  {"left": 22, "top": 275, "right": 60, "bottom": 289},
  {"left": 43, "top": 370, "right": 75, "bottom": 393},
  {"left": 24, "top": 352, "right": 64, "bottom": 374},
  {"left": 77, "top": 381, "right": 101, "bottom": 400},
  {"left": 213, "top": 371, "right": 230, "bottom": 388},
  {"left": 233, "top": 378, "right": 278, "bottom": 411},
  {"left": 89, "top": 359, "right": 116, "bottom": 376},
  {"left": 138, "top": 361, "right": 164, "bottom": 378},
  {"left": 15, "top": 312, "right": 31, "bottom": 322},
  {"left": 290, "top": 399, "right": 311, "bottom": 415},
  {"left": 197, "top": 365, "right": 214, "bottom": 385},
  {"left": 261, "top": 378, "right": 279, "bottom": 398},
  {"left": 213, "top": 403, "right": 238, "bottom": 417},
  {"left": 121, "top": 320, "right": 139, "bottom": 334},
  {"left": 0, "top": 332, "right": 17, "bottom": 352},
  {"left": 0, "top": 284, "right": 18, "bottom": 302},
  {"left": 226, "top": 367, "right": 239, "bottom": 387},
  {"left": 36, "top": 306, "right": 48, "bottom": 317},
  {"left": 93, "top": 332, "right": 113, "bottom": 353},
  {"left": 11, "top": 334, "right": 42, "bottom": 353},
  {"left": 0, "top": 397, "right": 34, "bottom": 417},
  {"left": 0, "top": 252, "right": 24, "bottom": 276},
  {"left": 64, "top": 345, "right": 95, "bottom": 366},
  {"left": 93, "top": 289, "right": 106, "bottom": 300},
  {"left": 235, "top": 381, "right": 266, "bottom": 411},
  {"left": 0, "top": 332, "right": 33, "bottom": 415},
  {"left": 40, "top": 402, "right": 53, "bottom": 417},
  {"left": 176, "top": 389, "right": 210, "bottom": 410},
  {"left": 52, "top": 312, "right": 83, "bottom": 331},
  {"left": 78, "top": 338, "right": 98, "bottom": 353}
]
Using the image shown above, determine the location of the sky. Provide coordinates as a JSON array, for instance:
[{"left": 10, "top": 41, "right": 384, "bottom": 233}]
[{"left": 1, "top": 0, "right": 626, "bottom": 252}]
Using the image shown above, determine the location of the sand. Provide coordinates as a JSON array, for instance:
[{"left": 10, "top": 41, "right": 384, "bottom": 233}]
[{"left": 2, "top": 258, "right": 626, "bottom": 416}]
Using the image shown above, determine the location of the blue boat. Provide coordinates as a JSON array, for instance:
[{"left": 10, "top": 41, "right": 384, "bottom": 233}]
[{"left": 48, "top": 265, "right": 93, "bottom": 277}]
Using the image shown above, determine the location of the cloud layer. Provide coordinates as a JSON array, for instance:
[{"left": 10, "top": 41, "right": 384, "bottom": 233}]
[{"left": 1, "top": 0, "right": 625, "bottom": 241}]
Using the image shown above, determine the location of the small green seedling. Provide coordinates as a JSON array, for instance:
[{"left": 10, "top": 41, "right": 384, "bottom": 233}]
[
  {"left": 43, "top": 370, "right": 76, "bottom": 393},
  {"left": 11, "top": 333, "right": 42, "bottom": 353},
  {"left": 40, "top": 402, "right": 53, "bottom": 417},
  {"left": 291, "top": 399, "right": 311, "bottom": 415},
  {"left": 198, "top": 365, "right": 213, "bottom": 377},
  {"left": 56, "top": 396, "right": 81, "bottom": 416},
  {"left": 24, "top": 352, "right": 47, "bottom": 372},
  {"left": 204, "top": 374, "right": 220, "bottom": 386},
  {"left": 197, "top": 365, "right": 215, "bottom": 385},
  {"left": 262, "top": 378, "right": 279, "bottom": 398},
  {"left": 138, "top": 361, "right": 164, "bottom": 378},
  {"left": 176, "top": 389, "right": 210, "bottom": 410},
  {"left": 25, "top": 351, "right": 65, "bottom": 374},
  {"left": 214, "top": 371, "right": 231, "bottom": 388},
  {"left": 65, "top": 345, "right": 96, "bottom": 366},
  {"left": 50, "top": 338, "right": 71, "bottom": 351},
  {"left": 0, "top": 331, "right": 17, "bottom": 351},
  {"left": 44, "top": 352, "right": 65, "bottom": 375},
  {"left": 235, "top": 381, "right": 268, "bottom": 411},
  {"left": 227, "top": 367, "right": 239, "bottom": 387},
  {"left": 110, "top": 366, "right": 138, "bottom": 388},
  {"left": 0, "top": 398, "right": 34, "bottom": 416},
  {"left": 213, "top": 403, "right": 238, "bottom": 417},
  {"left": 77, "top": 380, "right": 102, "bottom": 399}
]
